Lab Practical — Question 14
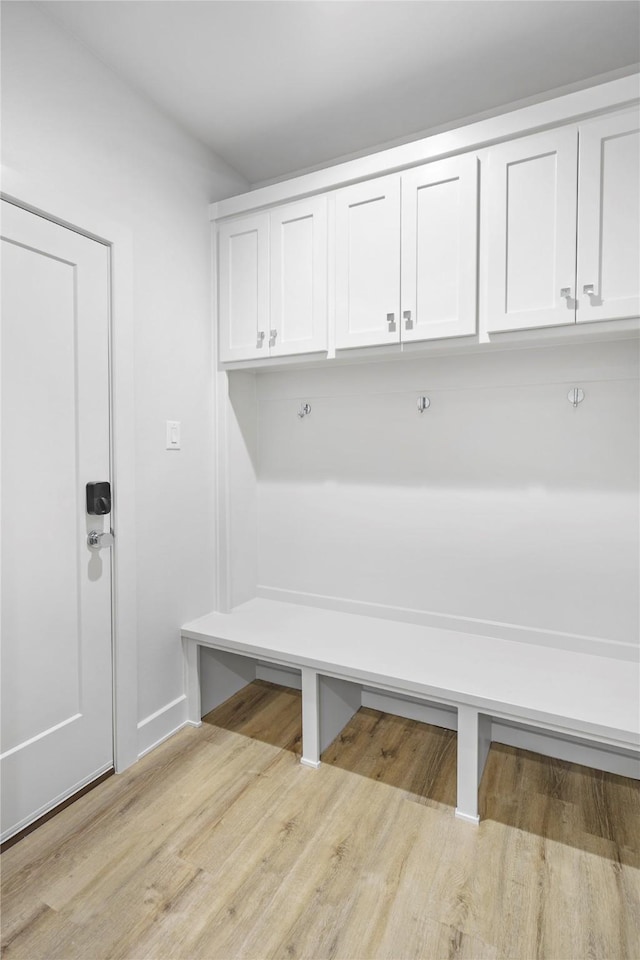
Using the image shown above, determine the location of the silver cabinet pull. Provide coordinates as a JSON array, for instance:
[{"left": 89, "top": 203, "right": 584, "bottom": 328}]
[
  {"left": 88, "top": 530, "right": 114, "bottom": 549},
  {"left": 403, "top": 310, "right": 413, "bottom": 330},
  {"left": 256, "top": 331, "right": 265, "bottom": 348},
  {"left": 387, "top": 313, "right": 396, "bottom": 332},
  {"left": 560, "top": 287, "right": 572, "bottom": 299},
  {"left": 269, "top": 329, "right": 278, "bottom": 348},
  {"left": 583, "top": 284, "right": 596, "bottom": 297}
]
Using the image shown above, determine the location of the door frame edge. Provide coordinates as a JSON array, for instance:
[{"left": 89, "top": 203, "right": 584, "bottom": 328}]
[{"left": 1, "top": 169, "right": 138, "bottom": 773}]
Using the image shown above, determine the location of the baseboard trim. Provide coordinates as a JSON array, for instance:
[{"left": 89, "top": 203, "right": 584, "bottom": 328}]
[
  {"left": 257, "top": 585, "right": 639, "bottom": 662},
  {"left": 137, "top": 695, "right": 188, "bottom": 759},
  {"left": 455, "top": 809, "right": 480, "bottom": 825},
  {"left": 300, "top": 758, "right": 322, "bottom": 769}
]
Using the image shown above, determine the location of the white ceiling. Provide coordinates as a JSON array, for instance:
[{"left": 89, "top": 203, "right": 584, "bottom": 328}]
[{"left": 40, "top": 1, "right": 640, "bottom": 184}]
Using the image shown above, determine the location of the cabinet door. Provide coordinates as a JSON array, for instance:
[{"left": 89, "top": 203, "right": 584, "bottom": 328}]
[
  {"left": 335, "top": 175, "right": 401, "bottom": 349},
  {"left": 270, "top": 196, "right": 327, "bottom": 357},
  {"left": 486, "top": 127, "right": 578, "bottom": 332},
  {"left": 401, "top": 155, "right": 478, "bottom": 342},
  {"left": 577, "top": 110, "right": 640, "bottom": 324},
  {"left": 218, "top": 213, "right": 269, "bottom": 362}
]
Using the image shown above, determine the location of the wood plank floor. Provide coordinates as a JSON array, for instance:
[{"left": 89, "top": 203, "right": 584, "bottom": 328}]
[{"left": 2, "top": 680, "right": 639, "bottom": 960}]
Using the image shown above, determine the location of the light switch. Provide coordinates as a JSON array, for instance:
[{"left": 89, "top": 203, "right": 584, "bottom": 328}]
[{"left": 166, "top": 420, "right": 181, "bottom": 450}]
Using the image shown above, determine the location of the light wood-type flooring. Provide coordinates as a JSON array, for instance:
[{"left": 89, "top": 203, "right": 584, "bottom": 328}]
[{"left": 2, "top": 680, "right": 639, "bottom": 960}]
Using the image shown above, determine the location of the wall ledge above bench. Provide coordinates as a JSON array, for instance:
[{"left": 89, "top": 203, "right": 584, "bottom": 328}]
[{"left": 256, "top": 586, "right": 639, "bottom": 663}]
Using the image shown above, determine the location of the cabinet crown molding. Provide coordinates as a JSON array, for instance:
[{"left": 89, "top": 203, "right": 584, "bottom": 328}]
[{"left": 210, "top": 74, "right": 640, "bottom": 222}]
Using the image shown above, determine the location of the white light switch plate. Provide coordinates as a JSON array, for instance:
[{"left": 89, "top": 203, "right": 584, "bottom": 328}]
[{"left": 166, "top": 420, "right": 181, "bottom": 450}]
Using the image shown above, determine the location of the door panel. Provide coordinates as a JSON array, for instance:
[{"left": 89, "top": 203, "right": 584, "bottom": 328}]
[
  {"left": 270, "top": 196, "right": 327, "bottom": 356},
  {"left": 335, "top": 175, "right": 401, "bottom": 349},
  {"left": 402, "top": 155, "right": 478, "bottom": 341},
  {"left": 487, "top": 127, "right": 578, "bottom": 332},
  {"left": 218, "top": 213, "right": 269, "bottom": 362},
  {"left": 1, "top": 200, "right": 113, "bottom": 841},
  {"left": 577, "top": 110, "right": 640, "bottom": 323}
]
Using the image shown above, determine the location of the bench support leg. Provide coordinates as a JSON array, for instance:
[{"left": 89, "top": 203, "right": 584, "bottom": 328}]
[
  {"left": 301, "top": 668, "right": 321, "bottom": 768},
  {"left": 301, "top": 670, "right": 361, "bottom": 769},
  {"left": 183, "top": 638, "right": 202, "bottom": 727},
  {"left": 455, "top": 705, "right": 492, "bottom": 824}
]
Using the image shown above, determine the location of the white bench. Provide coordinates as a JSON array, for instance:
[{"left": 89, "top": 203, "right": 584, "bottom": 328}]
[{"left": 181, "top": 598, "right": 640, "bottom": 824}]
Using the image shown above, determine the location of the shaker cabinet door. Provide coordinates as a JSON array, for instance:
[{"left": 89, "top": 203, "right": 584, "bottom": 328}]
[
  {"left": 335, "top": 175, "right": 401, "bottom": 349},
  {"left": 486, "top": 127, "right": 578, "bottom": 332},
  {"left": 577, "top": 109, "right": 640, "bottom": 324},
  {"left": 218, "top": 213, "right": 270, "bottom": 362},
  {"left": 401, "top": 154, "right": 478, "bottom": 342},
  {"left": 270, "top": 196, "right": 328, "bottom": 357}
]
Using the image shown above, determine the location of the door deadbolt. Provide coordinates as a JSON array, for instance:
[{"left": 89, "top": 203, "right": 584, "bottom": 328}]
[{"left": 86, "top": 481, "right": 111, "bottom": 516}]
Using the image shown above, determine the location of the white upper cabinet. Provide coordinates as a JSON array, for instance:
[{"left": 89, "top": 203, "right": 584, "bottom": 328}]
[
  {"left": 217, "top": 95, "right": 639, "bottom": 363},
  {"left": 270, "top": 196, "right": 327, "bottom": 357},
  {"left": 218, "top": 198, "right": 328, "bottom": 362},
  {"left": 335, "top": 175, "right": 401, "bottom": 349},
  {"left": 401, "top": 154, "right": 478, "bottom": 342},
  {"left": 577, "top": 110, "right": 640, "bottom": 324},
  {"left": 335, "top": 161, "right": 479, "bottom": 349},
  {"left": 486, "top": 127, "right": 579, "bottom": 332},
  {"left": 218, "top": 213, "right": 270, "bottom": 362}
]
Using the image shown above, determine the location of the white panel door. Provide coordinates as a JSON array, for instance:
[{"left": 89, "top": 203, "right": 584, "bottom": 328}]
[
  {"left": 486, "top": 127, "right": 578, "bottom": 332},
  {"left": 1, "top": 200, "right": 113, "bottom": 841},
  {"left": 270, "top": 196, "right": 327, "bottom": 357},
  {"left": 335, "top": 175, "right": 401, "bottom": 349},
  {"left": 401, "top": 155, "right": 478, "bottom": 342},
  {"left": 577, "top": 110, "right": 640, "bottom": 324},
  {"left": 218, "top": 213, "right": 269, "bottom": 362}
]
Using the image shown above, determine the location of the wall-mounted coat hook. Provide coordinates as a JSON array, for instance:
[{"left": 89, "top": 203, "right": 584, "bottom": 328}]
[
  {"left": 417, "top": 396, "right": 431, "bottom": 414},
  {"left": 568, "top": 387, "right": 585, "bottom": 408},
  {"left": 298, "top": 403, "right": 312, "bottom": 419}
]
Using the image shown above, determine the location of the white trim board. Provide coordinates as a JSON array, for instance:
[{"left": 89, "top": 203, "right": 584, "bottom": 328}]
[
  {"left": 257, "top": 587, "right": 639, "bottom": 662},
  {"left": 210, "top": 75, "right": 640, "bottom": 220},
  {"left": 1, "top": 169, "right": 139, "bottom": 774},
  {"left": 137, "top": 695, "right": 189, "bottom": 760}
]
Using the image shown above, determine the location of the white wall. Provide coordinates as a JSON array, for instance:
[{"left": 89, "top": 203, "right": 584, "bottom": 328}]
[
  {"left": 230, "top": 339, "right": 639, "bottom": 658},
  {"left": 1, "top": 2, "right": 248, "bottom": 747}
]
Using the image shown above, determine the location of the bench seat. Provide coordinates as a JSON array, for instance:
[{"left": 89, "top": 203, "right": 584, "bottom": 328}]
[{"left": 181, "top": 598, "right": 640, "bottom": 823}]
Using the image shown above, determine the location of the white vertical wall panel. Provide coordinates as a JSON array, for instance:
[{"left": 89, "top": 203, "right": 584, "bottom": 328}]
[
  {"left": 219, "top": 214, "right": 269, "bottom": 362},
  {"left": 227, "top": 373, "right": 259, "bottom": 610},
  {"left": 401, "top": 155, "right": 478, "bottom": 341},
  {"left": 577, "top": 110, "right": 640, "bottom": 324},
  {"left": 487, "top": 127, "right": 578, "bottom": 331},
  {"left": 335, "top": 175, "right": 401, "bottom": 348}
]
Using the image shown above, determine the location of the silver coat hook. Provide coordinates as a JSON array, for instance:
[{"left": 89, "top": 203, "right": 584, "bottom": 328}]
[
  {"left": 417, "top": 396, "right": 431, "bottom": 413},
  {"left": 298, "top": 402, "right": 311, "bottom": 419},
  {"left": 568, "top": 387, "right": 585, "bottom": 408}
]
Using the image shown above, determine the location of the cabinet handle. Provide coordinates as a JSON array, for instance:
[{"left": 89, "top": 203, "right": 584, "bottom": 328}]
[
  {"left": 269, "top": 329, "right": 278, "bottom": 348},
  {"left": 256, "top": 331, "right": 265, "bottom": 348},
  {"left": 560, "top": 287, "right": 572, "bottom": 300},
  {"left": 583, "top": 283, "right": 596, "bottom": 298},
  {"left": 387, "top": 313, "right": 397, "bottom": 332},
  {"left": 403, "top": 310, "right": 413, "bottom": 330}
]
